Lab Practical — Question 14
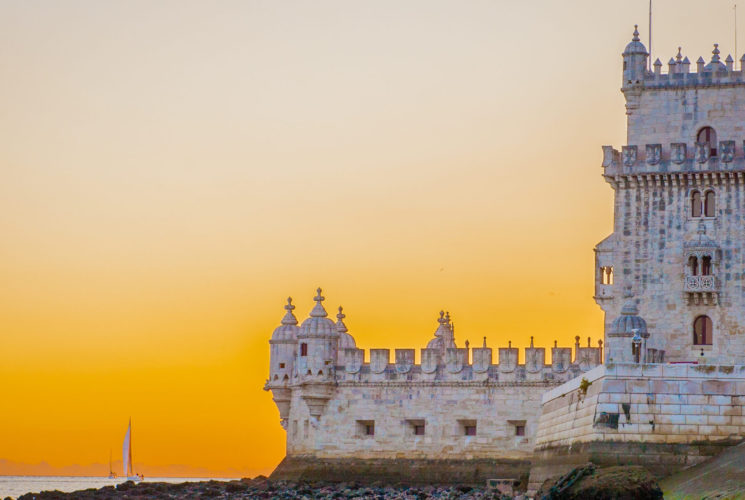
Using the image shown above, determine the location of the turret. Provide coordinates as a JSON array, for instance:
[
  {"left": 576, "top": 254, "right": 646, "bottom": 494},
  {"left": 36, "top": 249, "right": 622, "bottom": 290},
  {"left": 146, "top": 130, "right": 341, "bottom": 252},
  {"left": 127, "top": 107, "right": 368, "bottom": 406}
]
[
  {"left": 296, "top": 287, "right": 338, "bottom": 420},
  {"left": 265, "top": 297, "right": 299, "bottom": 429},
  {"left": 622, "top": 25, "right": 649, "bottom": 89},
  {"left": 269, "top": 297, "right": 299, "bottom": 384},
  {"left": 605, "top": 294, "right": 648, "bottom": 364},
  {"left": 296, "top": 288, "right": 339, "bottom": 379}
]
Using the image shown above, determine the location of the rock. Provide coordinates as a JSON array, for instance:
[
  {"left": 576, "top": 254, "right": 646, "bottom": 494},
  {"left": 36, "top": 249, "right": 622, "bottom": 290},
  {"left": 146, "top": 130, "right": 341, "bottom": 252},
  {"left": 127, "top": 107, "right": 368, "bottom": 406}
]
[{"left": 538, "top": 463, "right": 663, "bottom": 500}]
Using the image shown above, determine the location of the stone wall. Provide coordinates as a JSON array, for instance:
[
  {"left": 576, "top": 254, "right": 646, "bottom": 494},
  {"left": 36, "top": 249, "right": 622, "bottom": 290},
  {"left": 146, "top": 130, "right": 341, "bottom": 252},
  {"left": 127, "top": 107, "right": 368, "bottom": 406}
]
[{"left": 528, "top": 363, "right": 745, "bottom": 494}]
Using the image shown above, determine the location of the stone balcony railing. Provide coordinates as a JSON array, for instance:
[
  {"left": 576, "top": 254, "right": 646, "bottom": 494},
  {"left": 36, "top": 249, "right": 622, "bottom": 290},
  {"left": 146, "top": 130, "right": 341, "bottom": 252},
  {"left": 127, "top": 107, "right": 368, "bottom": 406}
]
[{"left": 684, "top": 275, "right": 719, "bottom": 292}]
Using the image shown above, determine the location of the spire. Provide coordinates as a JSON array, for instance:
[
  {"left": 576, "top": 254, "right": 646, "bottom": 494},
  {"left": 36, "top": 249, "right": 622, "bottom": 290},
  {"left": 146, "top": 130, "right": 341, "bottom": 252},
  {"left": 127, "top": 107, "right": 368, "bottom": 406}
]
[
  {"left": 335, "top": 306, "right": 348, "bottom": 333},
  {"left": 309, "top": 287, "right": 328, "bottom": 318},
  {"left": 712, "top": 43, "right": 721, "bottom": 63},
  {"left": 281, "top": 297, "right": 298, "bottom": 326}
]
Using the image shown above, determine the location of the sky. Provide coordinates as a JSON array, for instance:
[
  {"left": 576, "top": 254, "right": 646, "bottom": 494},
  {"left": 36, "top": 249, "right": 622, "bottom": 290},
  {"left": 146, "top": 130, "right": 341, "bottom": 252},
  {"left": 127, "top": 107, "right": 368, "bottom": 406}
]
[{"left": 0, "top": 0, "right": 740, "bottom": 478}]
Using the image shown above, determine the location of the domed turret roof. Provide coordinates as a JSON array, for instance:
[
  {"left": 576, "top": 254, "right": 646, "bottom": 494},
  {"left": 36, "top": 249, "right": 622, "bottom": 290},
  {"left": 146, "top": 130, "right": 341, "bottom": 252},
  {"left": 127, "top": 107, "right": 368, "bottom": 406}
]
[
  {"left": 271, "top": 297, "right": 299, "bottom": 342},
  {"left": 336, "top": 306, "right": 356, "bottom": 349},
  {"left": 610, "top": 299, "right": 648, "bottom": 336},
  {"left": 623, "top": 25, "right": 648, "bottom": 55},
  {"left": 704, "top": 44, "right": 727, "bottom": 72},
  {"left": 299, "top": 288, "right": 338, "bottom": 337}
]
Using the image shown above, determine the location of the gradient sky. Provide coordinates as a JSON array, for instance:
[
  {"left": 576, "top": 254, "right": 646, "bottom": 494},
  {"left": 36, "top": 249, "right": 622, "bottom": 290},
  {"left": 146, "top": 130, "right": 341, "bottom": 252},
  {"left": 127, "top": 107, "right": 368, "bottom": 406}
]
[{"left": 0, "top": 0, "right": 740, "bottom": 477}]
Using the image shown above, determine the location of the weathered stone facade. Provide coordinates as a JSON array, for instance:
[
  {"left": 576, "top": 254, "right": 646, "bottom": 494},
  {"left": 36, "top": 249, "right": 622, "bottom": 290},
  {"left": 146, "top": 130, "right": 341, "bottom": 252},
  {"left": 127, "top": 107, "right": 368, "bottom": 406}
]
[{"left": 597, "top": 28, "right": 745, "bottom": 364}]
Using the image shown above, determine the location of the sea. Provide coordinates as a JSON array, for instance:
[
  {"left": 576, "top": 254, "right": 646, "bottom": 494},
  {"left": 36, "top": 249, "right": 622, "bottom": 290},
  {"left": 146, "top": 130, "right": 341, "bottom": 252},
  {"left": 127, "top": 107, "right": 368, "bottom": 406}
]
[{"left": 0, "top": 476, "right": 237, "bottom": 499}]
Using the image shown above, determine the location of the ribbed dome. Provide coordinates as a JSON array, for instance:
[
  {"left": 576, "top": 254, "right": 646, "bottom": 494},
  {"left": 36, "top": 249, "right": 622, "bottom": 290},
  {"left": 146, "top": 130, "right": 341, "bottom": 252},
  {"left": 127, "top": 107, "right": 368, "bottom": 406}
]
[
  {"left": 610, "top": 300, "right": 648, "bottom": 336},
  {"left": 623, "top": 26, "right": 648, "bottom": 55},
  {"left": 299, "top": 288, "right": 338, "bottom": 337},
  {"left": 271, "top": 297, "right": 299, "bottom": 342}
]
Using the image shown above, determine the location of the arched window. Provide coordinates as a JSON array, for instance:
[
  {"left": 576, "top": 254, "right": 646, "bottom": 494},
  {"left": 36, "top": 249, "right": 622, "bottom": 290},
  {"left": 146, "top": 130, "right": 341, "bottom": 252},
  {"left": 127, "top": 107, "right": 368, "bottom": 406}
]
[
  {"left": 704, "top": 190, "right": 716, "bottom": 217},
  {"left": 688, "top": 256, "right": 699, "bottom": 276},
  {"left": 691, "top": 190, "right": 702, "bottom": 217},
  {"left": 600, "top": 266, "right": 614, "bottom": 285},
  {"left": 697, "top": 127, "right": 718, "bottom": 156},
  {"left": 701, "top": 256, "right": 712, "bottom": 276},
  {"left": 693, "top": 315, "right": 713, "bottom": 345}
]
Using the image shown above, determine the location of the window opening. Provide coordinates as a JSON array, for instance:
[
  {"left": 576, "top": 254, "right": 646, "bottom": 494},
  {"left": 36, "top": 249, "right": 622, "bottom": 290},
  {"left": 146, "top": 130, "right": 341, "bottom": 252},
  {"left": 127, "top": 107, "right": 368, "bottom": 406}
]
[
  {"left": 689, "top": 256, "right": 699, "bottom": 276},
  {"left": 300, "top": 343, "right": 307, "bottom": 356},
  {"left": 704, "top": 191, "right": 716, "bottom": 217},
  {"left": 693, "top": 315, "right": 713, "bottom": 345},
  {"left": 515, "top": 425, "right": 526, "bottom": 436},
  {"left": 600, "top": 266, "right": 614, "bottom": 285},
  {"left": 702, "top": 256, "right": 712, "bottom": 276},
  {"left": 691, "top": 191, "right": 702, "bottom": 217}
]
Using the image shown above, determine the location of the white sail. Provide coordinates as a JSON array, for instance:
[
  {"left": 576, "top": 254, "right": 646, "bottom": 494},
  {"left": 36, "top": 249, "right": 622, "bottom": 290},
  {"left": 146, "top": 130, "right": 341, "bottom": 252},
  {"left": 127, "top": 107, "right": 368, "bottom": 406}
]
[{"left": 122, "top": 420, "right": 131, "bottom": 477}]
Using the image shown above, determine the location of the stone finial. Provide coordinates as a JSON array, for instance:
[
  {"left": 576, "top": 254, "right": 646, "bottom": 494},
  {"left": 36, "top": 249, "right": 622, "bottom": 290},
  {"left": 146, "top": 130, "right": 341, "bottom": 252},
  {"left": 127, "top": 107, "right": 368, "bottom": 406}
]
[
  {"left": 632, "top": 24, "right": 640, "bottom": 42},
  {"left": 554, "top": 340, "right": 558, "bottom": 348},
  {"left": 281, "top": 297, "right": 298, "bottom": 326},
  {"left": 530, "top": 336, "right": 534, "bottom": 348},
  {"left": 508, "top": 340, "right": 512, "bottom": 348},
  {"left": 574, "top": 335, "right": 580, "bottom": 347},
  {"left": 465, "top": 340, "right": 469, "bottom": 350},
  {"left": 445, "top": 311, "right": 451, "bottom": 325},
  {"left": 712, "top": 43, "right": 721, "bottom": 63},
  {"left": 438, "top": 310, "right": 446, "bottom": 325},
  {"left": 336, "top": 306, "right": 348, "bottom": 333},
  {"left": 310, "top": 287, "right": 328, "bottom": 317},
  {"left": 483, "top": 336, "right": 487, "bottom": 348},
  {"left": 598, "top": 339, "right": 603, "bottom": 347},
  {"left": 676, "top": 47, "right": 683, "bottom": 63},
  {"left": 587, "top": 337, "right": 591, "bottom": 347}
]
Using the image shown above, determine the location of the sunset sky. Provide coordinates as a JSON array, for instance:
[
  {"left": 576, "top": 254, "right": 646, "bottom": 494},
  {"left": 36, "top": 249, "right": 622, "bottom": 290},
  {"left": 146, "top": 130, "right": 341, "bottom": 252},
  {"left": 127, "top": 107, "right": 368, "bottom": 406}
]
[{"left": 0, "top": 0, "right": 740, "bottom": 478}]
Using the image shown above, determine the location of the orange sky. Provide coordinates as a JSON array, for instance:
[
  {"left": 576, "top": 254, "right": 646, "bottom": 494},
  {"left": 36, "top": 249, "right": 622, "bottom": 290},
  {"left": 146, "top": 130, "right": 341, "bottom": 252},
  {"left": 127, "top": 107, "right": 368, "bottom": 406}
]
[{"left": 0, "top": 0, "right": 740, "bottom": 478}]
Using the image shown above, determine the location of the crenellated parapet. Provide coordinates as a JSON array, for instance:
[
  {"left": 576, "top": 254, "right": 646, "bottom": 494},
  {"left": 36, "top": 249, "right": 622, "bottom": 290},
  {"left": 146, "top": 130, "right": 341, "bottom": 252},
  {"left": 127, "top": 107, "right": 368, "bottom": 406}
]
[
  {"left": 601, "top": 142, "right": 745, "bottom": 179},
  {"left": 337, "top": 336, "right": 601, "bottom": 385}
]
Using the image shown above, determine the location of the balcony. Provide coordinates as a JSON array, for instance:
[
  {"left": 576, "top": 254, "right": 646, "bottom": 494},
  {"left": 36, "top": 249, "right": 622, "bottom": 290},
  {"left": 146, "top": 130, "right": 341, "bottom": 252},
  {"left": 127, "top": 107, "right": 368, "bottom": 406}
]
[
  {"left": 684, "top": 275, "right": 719, "bottom": 305},
  {"left": 684, "top": 275, "right": 719, "bottom": 292}
]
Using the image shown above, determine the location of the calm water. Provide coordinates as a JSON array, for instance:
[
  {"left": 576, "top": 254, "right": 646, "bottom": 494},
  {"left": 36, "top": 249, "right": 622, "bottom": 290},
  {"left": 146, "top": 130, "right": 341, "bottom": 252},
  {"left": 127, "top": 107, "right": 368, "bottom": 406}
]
[{"left": 0, "top": 476, "right": 237, "bottom": 499}]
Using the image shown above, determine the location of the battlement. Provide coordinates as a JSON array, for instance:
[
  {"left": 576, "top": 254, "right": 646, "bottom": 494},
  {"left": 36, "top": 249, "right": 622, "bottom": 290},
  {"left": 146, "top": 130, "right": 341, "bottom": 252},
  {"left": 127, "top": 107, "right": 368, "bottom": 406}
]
[
  {"left": 634, "top": 46, "right": 745, "bottom": 91},
  {"left": 336, "top": 338, "right": 604, "bottom": 384},
  {"left": 601, "top": 141, "right": 745, "bottom": 177}
]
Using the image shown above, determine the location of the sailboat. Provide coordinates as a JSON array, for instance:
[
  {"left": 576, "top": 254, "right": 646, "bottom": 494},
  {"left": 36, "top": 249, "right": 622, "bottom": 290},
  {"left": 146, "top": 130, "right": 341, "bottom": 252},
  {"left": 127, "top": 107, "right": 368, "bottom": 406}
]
[
  {"left": 122, "top": 418, "right": 144, "bottom": 482},
  {"left": 108, "top": 450, "right": 117, "bottom": 479}
]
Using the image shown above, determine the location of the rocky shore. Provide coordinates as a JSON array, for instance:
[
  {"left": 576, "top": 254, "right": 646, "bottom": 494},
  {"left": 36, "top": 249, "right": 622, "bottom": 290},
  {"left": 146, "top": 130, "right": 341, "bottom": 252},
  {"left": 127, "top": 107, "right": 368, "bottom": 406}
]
[{"left": 9, "top": 476, "right": 515, "bottom": 500}]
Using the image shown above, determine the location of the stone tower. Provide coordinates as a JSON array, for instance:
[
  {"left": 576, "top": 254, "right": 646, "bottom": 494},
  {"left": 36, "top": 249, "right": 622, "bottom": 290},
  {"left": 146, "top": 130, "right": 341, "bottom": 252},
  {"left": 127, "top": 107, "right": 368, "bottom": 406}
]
[{"left": 595, "top": 26, "right": 745, "bottom": 363}]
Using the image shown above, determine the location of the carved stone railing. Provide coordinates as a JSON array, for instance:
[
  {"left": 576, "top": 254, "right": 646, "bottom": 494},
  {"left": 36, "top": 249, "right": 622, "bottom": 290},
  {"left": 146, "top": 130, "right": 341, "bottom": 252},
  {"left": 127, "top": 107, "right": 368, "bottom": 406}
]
[{"left": 684, "top": 275, "right": 719, "bottom": 292}]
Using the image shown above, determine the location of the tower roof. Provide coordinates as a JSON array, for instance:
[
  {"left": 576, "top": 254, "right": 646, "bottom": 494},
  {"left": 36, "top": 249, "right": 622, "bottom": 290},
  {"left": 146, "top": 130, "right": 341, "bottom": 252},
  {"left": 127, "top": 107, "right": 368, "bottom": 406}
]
[
  {"left": 610, "top": 299, "right": 648, "bottom": 336},
  {"left": 271, "top": 297, "right": 299, "bottom": 342},
  {"left": 623, "top": 25, "right": 648, "bottom": 56},
  {"left": 704, "top": 44, "right": 727, "bottom": 71},
  {"left": 299, "top": 288, "right": 338, "bottom": 337}
]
